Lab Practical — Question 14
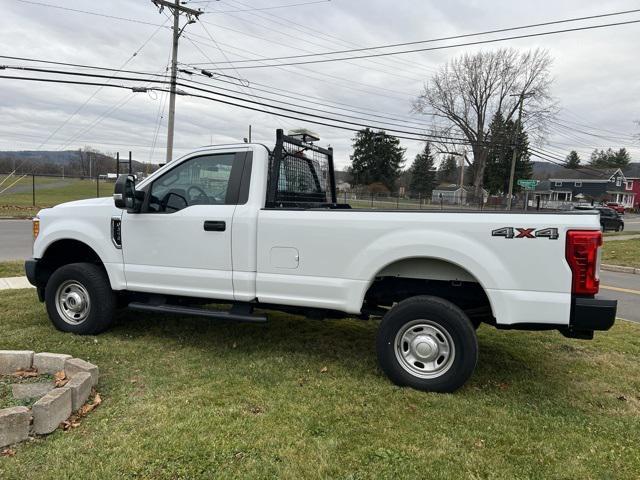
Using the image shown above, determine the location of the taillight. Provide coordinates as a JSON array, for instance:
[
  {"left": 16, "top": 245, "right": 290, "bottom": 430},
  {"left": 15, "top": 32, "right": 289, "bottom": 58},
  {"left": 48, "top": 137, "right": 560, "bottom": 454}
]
[{"left": 565, "top": 230, "right": 602, "bottom": 295}]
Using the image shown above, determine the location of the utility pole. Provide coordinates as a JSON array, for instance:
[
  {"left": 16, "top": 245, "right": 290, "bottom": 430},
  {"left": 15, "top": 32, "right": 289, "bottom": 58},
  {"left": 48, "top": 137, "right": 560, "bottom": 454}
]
[
  {"left": 152, "top": 0, "right": 202, "bottom": 163},
  {"left": 458, "top": 153, "right": 467, "bottom": 188},
  {"left": 506, "top": 91, "right": 535, "bottom": 210}
]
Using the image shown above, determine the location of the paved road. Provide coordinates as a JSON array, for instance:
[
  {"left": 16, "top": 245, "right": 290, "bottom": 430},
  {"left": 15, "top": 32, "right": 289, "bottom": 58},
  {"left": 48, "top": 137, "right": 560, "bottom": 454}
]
[
  {"left": 599, "top": 270, "right": 640, "bottom": 323},
  {"left": 1, "top": 219, "right": 639, "bottom": 323},
  {"left": 0, "top": 220, "right": 32, "bottom": 261},
  {"left": 622, "top": 213, "right": 640, "bottom": 232}
]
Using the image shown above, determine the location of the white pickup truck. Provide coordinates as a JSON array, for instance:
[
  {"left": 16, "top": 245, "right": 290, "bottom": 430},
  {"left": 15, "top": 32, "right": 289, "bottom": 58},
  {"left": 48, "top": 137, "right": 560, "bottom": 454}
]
[{"left": 25, "top": 130, "right": 617, "bottom": 392}]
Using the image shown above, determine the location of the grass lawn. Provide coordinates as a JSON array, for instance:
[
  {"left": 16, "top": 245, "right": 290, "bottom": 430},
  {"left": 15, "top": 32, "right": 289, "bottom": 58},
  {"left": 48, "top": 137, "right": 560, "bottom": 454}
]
[
  {"left": 0, "top": 176, "right": 111, "bottom": 217},
  {"left": 602, "top": 239, "right": 640, "bottom": 268},
  {"left": 0, "top": 261, "right": 24, "bottom": 278},
  {"left": 0, "top": 289, "right": 639, "bottom": 479},
  {"left": 603, "top": 231, "right": 637, "bottom": 238}
]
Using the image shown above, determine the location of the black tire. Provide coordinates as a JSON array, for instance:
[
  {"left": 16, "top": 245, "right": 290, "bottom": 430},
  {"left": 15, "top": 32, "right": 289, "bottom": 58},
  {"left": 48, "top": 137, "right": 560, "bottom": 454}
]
[
  {"left": 376, "top": 296, "right": 478, "bottom": 393},
  {"left": 45, "top": 263, "right": 116, "bottom": 335}
]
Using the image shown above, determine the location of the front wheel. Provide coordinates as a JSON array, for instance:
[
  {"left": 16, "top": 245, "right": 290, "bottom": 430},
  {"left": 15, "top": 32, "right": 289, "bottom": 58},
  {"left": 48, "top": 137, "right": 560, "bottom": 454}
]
[
  {"left": 376, "top": 296, "right": 478, "bottom": 393},
  {"left": 45, "top": 263, "right": 116, "bottom": 335}
]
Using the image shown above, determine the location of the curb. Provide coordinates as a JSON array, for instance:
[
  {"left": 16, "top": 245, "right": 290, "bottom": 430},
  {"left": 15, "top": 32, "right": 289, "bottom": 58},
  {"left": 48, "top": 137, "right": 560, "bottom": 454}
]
[
  {"left": 601, "top": 264, "right": 640, "bottom": 275},
  {"left": 0, "top": 277, "right": 33, "bottom": 290}
]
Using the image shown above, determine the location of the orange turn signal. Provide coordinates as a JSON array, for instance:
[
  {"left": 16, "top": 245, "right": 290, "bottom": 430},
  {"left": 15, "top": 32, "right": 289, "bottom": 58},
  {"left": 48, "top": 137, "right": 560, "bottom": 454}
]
[{"left": 32, "top": 217, "right": 40, "bottom": 240}]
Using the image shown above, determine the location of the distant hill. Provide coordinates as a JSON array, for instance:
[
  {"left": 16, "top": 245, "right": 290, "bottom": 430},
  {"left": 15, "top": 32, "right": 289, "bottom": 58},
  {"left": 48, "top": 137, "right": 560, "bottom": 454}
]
[
  {"left": 0, "top": 150, "right": 80, "bottom": 166},
  {"left": 0, "top": 150, "right": 157, "bottom": 176}
]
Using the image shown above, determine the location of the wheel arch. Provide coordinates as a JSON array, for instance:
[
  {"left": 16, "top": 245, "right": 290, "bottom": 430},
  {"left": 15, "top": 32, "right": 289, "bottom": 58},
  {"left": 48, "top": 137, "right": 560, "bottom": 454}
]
[
  {"left": 35, "top": 238, "right": 124, "bottom": 291},
  {"left": 361, "top": 255, "right": 496, "bottom": 323}
]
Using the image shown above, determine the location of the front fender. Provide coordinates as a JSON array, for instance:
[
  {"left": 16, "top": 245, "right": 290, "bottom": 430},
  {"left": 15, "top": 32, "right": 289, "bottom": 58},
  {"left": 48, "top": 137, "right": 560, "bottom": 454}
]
[{"left": 34, "top": 212, "right": 125, "bottom": 290}]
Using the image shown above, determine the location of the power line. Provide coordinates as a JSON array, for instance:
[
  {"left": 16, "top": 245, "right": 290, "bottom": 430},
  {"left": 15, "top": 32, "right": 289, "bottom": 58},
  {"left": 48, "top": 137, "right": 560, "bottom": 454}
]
[
  {"left": 2, "top": 72, "right": 609, "bottom": 173},
  {"left": 192, "top": 8, "right": 640, "bottom": 65},
  {"left": 196, "top": 18, "right": 428, "bottom": 83},
  {"left": 215, "top": 0, "right": 432, "bottom": 73},
  {"left": 529, "top": 147, "right": 610, "bottom": 176},
  {"left": 12, "top": 0, "right": 167, "bottom": 27},
  {"left": 0, "top": 73, "right": 466, "bottom": 144},
  {"left": 182, "top": 32, "right": 415, "bottom": 100},
  {"left": 0, "top": 67, "right": 441, "bottom": 139},
  {"left": 195, "top": 18, "right": 292, "bottom": 130},
  {"left": 192, "top": 18, "right": 640, "bottom": 69},
  {"left": 194, "top": 0, "right": 331, "bottom": 12},
  {"left": 0, "top": 54, "right": 433, "bottom": 127},
  {"left": 36, "top": 18, "right": 170, "bottom": 151}
]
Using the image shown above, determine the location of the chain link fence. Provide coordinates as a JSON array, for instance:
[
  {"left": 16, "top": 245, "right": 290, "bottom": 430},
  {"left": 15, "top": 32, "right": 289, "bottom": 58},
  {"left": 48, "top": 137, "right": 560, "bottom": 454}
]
[
  {"left": 338, "top": 190, "right": 547, "bottom": 211},
  {"left": 0, "top": 172, "right": 126, "bottom": 217},
  {"left": 0, "top": 170, "right": 569, "bottom": 218}
]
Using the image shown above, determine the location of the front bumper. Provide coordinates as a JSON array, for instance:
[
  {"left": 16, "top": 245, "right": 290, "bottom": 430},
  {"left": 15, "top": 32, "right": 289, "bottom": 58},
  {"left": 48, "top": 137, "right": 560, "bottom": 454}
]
[
  {"left": 25, "top": 258, "right": 38, "bottom": 286},
  {"left": 25, "top": 258, "right": 46, "bottom": 302}
]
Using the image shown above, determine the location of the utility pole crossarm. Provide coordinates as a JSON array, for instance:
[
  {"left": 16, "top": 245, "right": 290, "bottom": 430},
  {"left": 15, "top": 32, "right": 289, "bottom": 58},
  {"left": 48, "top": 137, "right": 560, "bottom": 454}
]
[{"left": 152, "top": 0, "right": 202, "bottom": 17}]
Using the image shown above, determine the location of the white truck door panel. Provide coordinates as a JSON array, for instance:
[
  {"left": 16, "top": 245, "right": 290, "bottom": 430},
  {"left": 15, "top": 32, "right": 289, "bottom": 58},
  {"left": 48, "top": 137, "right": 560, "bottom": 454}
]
[
  {"left": 121, "top": 151, "right": 248, "bottom": 300},
  {"left": 122, "top": 205, "right": 235, "bottom": 299}
]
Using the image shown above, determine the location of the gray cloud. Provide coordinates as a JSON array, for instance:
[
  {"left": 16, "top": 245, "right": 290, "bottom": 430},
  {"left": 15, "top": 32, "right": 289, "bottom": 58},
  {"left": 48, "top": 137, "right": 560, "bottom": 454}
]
[{"left": 1, "top": 0, "right": 639, "bottom": 170}]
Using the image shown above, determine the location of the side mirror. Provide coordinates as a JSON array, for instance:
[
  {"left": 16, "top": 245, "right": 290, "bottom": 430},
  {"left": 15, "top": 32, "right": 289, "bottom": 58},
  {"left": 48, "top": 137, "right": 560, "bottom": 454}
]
[{"left": 114, "top": 175, "right": 139, "bottom": 212}]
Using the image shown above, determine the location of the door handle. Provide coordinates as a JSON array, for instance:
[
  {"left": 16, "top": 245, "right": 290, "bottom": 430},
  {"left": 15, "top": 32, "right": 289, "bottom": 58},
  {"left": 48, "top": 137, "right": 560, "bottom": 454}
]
[{"left": 204, "top": 220, "right": 226, "bottom": 232}]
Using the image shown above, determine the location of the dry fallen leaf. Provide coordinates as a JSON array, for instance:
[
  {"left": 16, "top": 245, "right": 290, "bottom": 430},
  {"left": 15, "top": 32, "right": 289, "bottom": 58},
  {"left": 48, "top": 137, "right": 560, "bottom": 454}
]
[
  {"left": 54, "top": 370, "right": 68, "bottom": 387},
  {"left": 13, "top": 368, "right": 38, "bottom": 378},
  {"left": 78, "top": 393, "right": 102, "bottom": 416},
  {"left": 320, "top": 366, "right": 328, "bottom": 373},
  {"left": 1, "top": 448, "right": 16, "bottom": 457}
]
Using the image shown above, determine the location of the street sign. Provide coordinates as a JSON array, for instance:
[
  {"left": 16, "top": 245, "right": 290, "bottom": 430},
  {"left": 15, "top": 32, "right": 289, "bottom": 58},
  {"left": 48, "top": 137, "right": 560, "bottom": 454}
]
[{"left": 517, "top": 179, "right": 537, "bottom": 190}]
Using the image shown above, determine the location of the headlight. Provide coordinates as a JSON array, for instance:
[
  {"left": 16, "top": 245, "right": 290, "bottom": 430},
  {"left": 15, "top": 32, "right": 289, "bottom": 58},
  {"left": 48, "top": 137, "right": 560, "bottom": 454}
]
[{"left": 32, "top": 217, "right": 40, "bottom": 240}]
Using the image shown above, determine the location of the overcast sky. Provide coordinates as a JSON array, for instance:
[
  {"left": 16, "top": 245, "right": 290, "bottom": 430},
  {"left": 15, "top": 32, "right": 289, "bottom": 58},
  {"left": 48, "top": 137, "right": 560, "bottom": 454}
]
[{"left": 1, "top": 0, "right": 639, "bottom": 169}]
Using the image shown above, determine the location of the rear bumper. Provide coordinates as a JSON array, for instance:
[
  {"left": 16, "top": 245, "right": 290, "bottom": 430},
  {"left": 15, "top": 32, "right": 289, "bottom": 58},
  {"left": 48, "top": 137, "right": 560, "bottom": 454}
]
[
  {"left": 570, "top": 297, "right": 617, "bottom": 331},
  {"left": 559, "top": 296, "right": 617, "bottom": 339}
]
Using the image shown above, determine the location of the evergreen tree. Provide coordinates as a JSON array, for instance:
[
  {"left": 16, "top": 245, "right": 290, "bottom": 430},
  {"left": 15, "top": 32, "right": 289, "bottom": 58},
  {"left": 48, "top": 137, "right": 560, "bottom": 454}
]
[
  {"left": 483, "top": 111, "right": 532, "bottom": 194},
  {"left": 349, "top": 129, "right": 405, "bottom": 191},
  {"left": 437, "top": 155, "right": 459, "bottom": 184},
  {"left": 589, "top": 148, "right": 631, "bottom": 168},
  {"left": 409, "top": 142, "right": 436, "bottom": 195},
  {"left": 565, "top": 150, "right": 581, "bottom": 169}
]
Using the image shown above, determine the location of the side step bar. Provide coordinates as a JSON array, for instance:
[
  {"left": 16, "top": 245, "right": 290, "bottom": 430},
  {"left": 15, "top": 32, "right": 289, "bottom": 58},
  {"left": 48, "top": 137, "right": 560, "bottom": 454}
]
[{"left": 128, "top": 302, "right": 268, "bottom": 324}]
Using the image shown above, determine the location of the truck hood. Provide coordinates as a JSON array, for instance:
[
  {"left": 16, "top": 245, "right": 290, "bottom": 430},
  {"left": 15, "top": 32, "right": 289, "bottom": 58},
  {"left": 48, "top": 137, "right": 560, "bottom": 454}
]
[
  {"left": 38, "top": 196, "right": 122, "bottom": 221},
  {"left": 52, "top": 197, "right": 115, "bottom": 209}
]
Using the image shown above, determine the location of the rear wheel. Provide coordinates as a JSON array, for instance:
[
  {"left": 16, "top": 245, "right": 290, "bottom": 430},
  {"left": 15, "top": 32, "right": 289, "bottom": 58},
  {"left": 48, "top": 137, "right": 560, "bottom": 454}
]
[
  {"left": 45, "top": 263, "right": 115, "bottom": 335},
  {"left": 376, "top": 296, "right": 478, "bottom": 393}
]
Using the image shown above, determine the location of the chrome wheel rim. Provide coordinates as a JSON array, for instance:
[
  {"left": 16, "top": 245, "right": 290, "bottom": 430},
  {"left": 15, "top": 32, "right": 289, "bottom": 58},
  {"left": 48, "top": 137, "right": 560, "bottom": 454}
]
[
  {"left": 55, "top": 280, "right": 91, "bottom": 325},
  {"left": 394, "top": 320, "right": 455, "bottom": 379}
]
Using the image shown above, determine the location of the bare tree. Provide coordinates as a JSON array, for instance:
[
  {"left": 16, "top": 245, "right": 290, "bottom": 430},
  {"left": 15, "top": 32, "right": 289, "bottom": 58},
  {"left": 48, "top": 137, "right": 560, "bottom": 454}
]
[{"left": 413, "top": 48, "right": 556, "bottom": 198}]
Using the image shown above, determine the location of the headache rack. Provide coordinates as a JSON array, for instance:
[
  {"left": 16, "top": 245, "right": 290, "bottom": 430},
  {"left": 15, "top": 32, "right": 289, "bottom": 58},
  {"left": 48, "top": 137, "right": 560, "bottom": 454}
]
[{"left": 266, "top": 129, "right": 346, "bottom": 209}]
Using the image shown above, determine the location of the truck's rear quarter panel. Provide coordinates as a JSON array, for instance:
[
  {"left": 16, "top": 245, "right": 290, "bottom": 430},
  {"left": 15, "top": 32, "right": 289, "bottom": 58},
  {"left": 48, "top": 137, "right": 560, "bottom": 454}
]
[{"left": 256, "top": 209, "right": 601, "bottom": 326}]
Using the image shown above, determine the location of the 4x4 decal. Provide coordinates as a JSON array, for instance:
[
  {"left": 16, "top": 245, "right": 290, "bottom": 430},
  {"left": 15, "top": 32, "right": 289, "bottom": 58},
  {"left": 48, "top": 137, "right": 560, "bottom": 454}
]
[{"left": 491, "top": 227, "right": 559, "bottom": 240}]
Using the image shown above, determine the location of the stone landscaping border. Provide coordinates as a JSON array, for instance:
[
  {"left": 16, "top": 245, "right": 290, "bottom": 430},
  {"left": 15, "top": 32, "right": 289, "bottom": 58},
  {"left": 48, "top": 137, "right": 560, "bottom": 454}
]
[{"left": 0, "top": 350, "right": 99, "bottom": 448}]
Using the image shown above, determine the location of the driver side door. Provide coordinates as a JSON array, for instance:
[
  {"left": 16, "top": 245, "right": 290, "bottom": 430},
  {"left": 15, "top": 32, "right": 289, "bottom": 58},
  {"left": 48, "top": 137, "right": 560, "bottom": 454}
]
[{"left": 121, "top": 151, "right": 249, "bottom": 300}]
